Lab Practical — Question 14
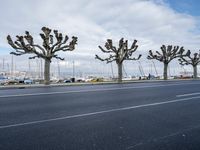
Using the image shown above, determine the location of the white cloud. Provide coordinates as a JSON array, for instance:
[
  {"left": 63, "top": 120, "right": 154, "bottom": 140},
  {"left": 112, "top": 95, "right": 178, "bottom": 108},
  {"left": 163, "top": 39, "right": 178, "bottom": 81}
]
[{"left": 0, "top": 0, "right": 200, "bottom": 77}]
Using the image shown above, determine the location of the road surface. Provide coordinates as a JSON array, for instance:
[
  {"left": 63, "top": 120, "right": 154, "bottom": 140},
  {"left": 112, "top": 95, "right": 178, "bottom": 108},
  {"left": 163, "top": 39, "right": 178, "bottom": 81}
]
[{"left": 1, "top": 80, "right": 200, "bottom": 150}]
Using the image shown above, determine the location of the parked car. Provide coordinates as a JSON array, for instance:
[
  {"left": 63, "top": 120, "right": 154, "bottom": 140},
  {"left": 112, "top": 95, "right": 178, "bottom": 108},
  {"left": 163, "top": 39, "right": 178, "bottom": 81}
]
[
  {"left": 5, "top": 80, "right": 18, "bottom": 85},
  {"left": 24, "top": 79, "right": 33, "bottom": 84},
  {"left": 0, "top": 76, "right": 8, "bottom": 85},
  {"left": 63, "top": 79, "right": 72, "bottom": 83},
  {"left": 0, "top": 79, "right": 7, "bottom": 85},
  {"left": 18, "top": 80, "right": 25, "bottom": 84},
  {"left": 76, "top": 78, "right": 85, "bottom": 82}
]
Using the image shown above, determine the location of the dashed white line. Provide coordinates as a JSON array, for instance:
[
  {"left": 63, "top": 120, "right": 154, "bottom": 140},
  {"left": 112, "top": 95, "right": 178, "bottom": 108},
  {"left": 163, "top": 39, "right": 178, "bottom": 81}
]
[
  {"left": 176, "top": 92, "right": 200, "bottom": 97},
  {"left": 1, "top": 95, "right": 200, "bottom": 129}
]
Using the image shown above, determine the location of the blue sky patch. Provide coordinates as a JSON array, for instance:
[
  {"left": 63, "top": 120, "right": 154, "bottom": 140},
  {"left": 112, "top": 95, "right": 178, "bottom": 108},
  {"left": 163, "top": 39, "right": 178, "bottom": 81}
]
[{"left": 165, "top": 0, "right": 200, "bottom": 16}]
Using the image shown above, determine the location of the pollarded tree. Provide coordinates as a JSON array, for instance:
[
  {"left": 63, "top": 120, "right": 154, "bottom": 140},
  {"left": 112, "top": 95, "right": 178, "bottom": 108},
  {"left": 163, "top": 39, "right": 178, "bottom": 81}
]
[
  {"left": 178, "top": 50, "right": 200, "bottom": 79},
  {"left": 95, "top": 38, "right": 142, "bottom": 83},
  {"left": 7, "top": 27, "right": 78, "bottom": 85},
  {"left": 147, "top": 45, "right": 185, "bottom": 80}
]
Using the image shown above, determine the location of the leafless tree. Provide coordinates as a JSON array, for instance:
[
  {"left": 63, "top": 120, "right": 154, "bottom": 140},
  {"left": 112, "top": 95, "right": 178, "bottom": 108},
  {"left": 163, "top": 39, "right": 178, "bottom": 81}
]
[
  {"left": 147, "top": 45, "right": 185, "bottom": 80},
  {"left": 95, "top": 38, "right": 141, "bottom": 83},
  {"left": 7, "top": 27, "right": 78, "bottom": 85},
  {"left": 179, "top": 50, "right": 200, "bottom": 79}
]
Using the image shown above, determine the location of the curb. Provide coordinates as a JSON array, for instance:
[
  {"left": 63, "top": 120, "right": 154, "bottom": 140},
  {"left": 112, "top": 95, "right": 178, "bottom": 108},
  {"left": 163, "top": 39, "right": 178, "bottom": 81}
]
[{"left": 0, "top": 79, "right": 196, "bottom": 90}]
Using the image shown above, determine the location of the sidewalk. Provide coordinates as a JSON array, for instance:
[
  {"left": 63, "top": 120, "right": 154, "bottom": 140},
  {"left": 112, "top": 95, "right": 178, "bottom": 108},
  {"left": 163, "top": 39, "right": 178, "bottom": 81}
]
[{"left": 0, "top": 79, "right": 194, "bottom": 90}]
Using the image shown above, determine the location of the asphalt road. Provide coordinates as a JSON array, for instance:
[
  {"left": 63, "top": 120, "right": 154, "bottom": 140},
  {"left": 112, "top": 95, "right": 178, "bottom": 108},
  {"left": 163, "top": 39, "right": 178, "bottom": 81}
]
[{"left": 1, "top": 80, "right": 200, "bottom": 150}]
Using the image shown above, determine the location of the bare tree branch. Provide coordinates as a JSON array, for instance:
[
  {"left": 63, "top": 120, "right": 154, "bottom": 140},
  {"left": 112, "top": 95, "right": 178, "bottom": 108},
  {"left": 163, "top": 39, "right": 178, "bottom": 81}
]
[
  {"left": 7, "top": 26, "right": 78, "bottom": 85},
  {"left": 95, "top": 54, "right": 116, "bottom": 63},
  {"left": 179, "top": 50, "right": 200, "bottom": 67},
  {"left": 96, "top": 38, "right": 141, "bottom": 64},
  {"left": 8, "top": 26, "right": 77, "bottom": 60},
  {"left": 147, "top": 45, "right": 185, "bottom": 80},
  {"left": 95, "top": 38, "right": 142, "bottom": 83},
  {"left": 29, "top": 56, "right": 39, "bottom": 59},
  {"left": 147, "top": 45, "right": 185, "bottom": 64},
  {"left": 53, "top": 55, "right": 65, "bottom": 61}
]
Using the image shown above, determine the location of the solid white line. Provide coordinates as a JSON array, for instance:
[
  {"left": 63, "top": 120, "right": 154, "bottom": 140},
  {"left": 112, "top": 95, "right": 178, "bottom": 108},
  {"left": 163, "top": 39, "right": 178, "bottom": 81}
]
[
  {"left": 176, "top": 92, "right": 200, "bottom": 97},
  {"left": 1, "top": 95, "right": 200, "bottom": 129},
  {"left": 1, "top": 82, "right": 200, "bottom": 98}
]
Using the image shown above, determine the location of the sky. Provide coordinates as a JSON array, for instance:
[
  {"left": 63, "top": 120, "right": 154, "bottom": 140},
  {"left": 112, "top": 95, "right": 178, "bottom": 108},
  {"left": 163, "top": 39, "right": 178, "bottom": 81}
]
[
  {"left": 165, "top": 0, "right": 200, "bottom": 16},
  {"left": 0, "top": 0, "right": 200, "bottom": 77}
]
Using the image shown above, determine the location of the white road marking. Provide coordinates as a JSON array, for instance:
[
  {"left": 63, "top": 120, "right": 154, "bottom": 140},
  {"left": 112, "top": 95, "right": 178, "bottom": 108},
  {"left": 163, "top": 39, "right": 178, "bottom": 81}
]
[
  {"left": 1, "top": 95, "right": 200, "bottom": 129},
  {"left": 128, "top": 123, "right": 200, "bottom": 149},
  {"left": 176, "top": 92, "right": 200, "bottom": 97},
  {"left": 0, "top": 82, "right": 200, "bottom": 98}
]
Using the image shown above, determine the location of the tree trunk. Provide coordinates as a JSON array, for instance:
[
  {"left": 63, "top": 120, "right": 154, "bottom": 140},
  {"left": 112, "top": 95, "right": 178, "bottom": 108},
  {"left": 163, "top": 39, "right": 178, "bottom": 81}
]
[
  {"left": 163, "top": 63, "right": 168, "bottom": 80},
  {"left": 117, "top": 63, "right": 123, "bottom": 83},
  {"left": 193, "top": 65, "right": 197, "bottom": 79},
  {"left": 44, "top": 59, "right": 51, "bottom": 85}
]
